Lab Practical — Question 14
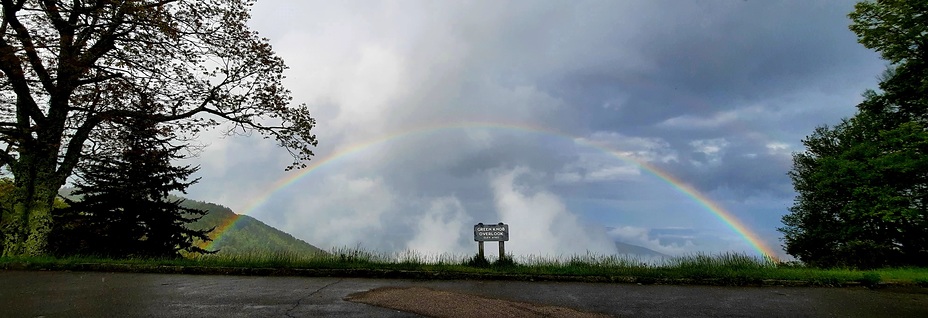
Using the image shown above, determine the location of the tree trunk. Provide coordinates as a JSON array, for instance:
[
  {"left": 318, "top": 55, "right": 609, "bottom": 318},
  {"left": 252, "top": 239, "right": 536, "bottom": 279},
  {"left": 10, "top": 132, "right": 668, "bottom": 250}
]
[{"left": 2, "top": 149, "right": 63, "bottom": 257}]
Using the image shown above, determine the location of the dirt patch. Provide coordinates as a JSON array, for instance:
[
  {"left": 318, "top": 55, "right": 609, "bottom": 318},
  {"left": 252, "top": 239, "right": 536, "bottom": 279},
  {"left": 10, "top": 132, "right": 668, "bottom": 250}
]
[{"left": 346, "top": 286, "right": 611, "bottom": 318}]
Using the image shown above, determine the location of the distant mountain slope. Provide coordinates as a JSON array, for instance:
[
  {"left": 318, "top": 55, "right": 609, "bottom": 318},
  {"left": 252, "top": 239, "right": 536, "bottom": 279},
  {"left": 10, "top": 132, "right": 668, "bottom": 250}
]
[
  {"left": 614, "top": 241, "right": 669, "bottom": 258},
  {"left": 58, "top": 188, "right": 324, "bottom": 256},
  {"left": 181, "top": 199, "right": 326, "bottom": 255}
]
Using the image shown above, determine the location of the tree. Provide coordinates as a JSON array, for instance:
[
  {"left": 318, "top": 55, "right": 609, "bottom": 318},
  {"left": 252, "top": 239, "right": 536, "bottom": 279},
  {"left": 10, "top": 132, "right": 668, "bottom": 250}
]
[
  {"left": 850, "top": 0, "right": 928, "bottom": 123},
  {"left": 849, "top": 0, "right": 928, "bottom": 66},
  {"left": 0, "top": 177, "right": 13, "bottom": 253},
  {"left": 49, "top": 108, "right": 212, "bottom": 258},
  {"left": 781, "top": 0, "right": 928, "bottom": 268},
  {"left": 782, "top": 110, "right": 928, "bottom": 268},
  {"left": 0, "top": 1, "right": 317, "bottom": 256},
  {"left": 1, "top": 176, "right": 66, "bottom": 254}
]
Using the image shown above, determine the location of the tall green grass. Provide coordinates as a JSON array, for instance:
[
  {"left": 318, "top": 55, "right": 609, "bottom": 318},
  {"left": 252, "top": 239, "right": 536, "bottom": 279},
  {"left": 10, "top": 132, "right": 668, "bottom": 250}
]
[
  {"left": 3, "top": 247, "right": 926, "bottom": 286},
  {"left": 180, "top": 247, "right": 928, "bottom": 285}
]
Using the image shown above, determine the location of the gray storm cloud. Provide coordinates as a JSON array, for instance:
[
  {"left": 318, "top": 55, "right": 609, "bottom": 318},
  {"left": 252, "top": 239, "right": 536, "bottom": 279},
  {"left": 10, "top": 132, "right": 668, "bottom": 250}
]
[
  {"left": 274, "top": 164, "right": 621, "bottom": 258},
  {"left": 184, "top": 0, "right": 887, "bottom": 258}
]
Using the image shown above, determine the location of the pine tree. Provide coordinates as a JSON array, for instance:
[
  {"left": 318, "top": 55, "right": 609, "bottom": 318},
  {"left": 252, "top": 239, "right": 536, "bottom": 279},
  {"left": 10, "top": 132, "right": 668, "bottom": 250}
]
[{"left": 51, "top": 111, "right": 213, "bottom": 258}]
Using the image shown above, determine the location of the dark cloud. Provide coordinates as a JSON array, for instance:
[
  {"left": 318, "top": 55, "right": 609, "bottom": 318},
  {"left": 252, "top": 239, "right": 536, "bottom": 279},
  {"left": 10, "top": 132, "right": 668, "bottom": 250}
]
[
  {"left": 538, "top": 0, "right": 882, "bottom": 132},
  {"left": 635, "top": 2, "right": 869, "bottom": 98},
  {"left": 656, "top": 137, "right": 794, "bottom": 200},
  {"left": 183, "top": 0, "right": 887, "bottom": 257}
]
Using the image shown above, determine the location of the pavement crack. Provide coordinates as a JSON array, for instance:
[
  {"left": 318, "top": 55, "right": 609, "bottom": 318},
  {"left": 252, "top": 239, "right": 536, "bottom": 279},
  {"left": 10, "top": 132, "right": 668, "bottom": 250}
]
[{"left": 284, "top": 279, "right": 343, "bottom": 318}]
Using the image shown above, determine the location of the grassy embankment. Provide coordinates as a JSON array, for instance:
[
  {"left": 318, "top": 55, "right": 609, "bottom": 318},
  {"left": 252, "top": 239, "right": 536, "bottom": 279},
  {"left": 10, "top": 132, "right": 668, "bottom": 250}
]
[{"left": 2, "top": 248, "right": 926, "bottom": 287}]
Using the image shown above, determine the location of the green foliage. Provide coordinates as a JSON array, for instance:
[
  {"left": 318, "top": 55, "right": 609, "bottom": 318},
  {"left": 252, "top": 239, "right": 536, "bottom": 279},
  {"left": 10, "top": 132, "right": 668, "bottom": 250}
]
[
  {"left": 6, "top": 250, "right": 925, "bottom": 287},
  {"left": 781, "top": 1, "right": 928, "bottom": 268},
  {"left": 858, "top": 272, "right": 882, "bottom": 287},
  {"left": 849, "top": 0, "right": 928, "bottom": 65},
  {"left": 463, "top": 254, "right": 515, "bottom": 268},
  {"left": 466, "top": 254, "right": 491, "bottom": 268},
  {"left": 783, "top": 107, "right": 928, "bottom": 268},
  {"left": 0, "top": 0, "right": 318, "bottom": 256},
  {"left": 493, "top": 256, "right": 517, "bottom": 268},
  {"left": 851, "top": 1, "right": 928, "bottom": 124},
  {"left": 0, "top": 178, "right": 66, "bottom": 256},
  {"left": 0, "top": 178, "right": 12, "bottom": 253},
  {"left": 49, "top": 115, "right": 211, "bottom": 259},
  {"left": 181, "top": 199, "right": 325, "bottom": 256}
]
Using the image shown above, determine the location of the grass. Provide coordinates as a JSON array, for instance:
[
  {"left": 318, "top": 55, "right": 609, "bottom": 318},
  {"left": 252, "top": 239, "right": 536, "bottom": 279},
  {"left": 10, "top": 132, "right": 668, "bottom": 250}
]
[{"left": 2, "top": 248, "right": 926, "bottom": 287}]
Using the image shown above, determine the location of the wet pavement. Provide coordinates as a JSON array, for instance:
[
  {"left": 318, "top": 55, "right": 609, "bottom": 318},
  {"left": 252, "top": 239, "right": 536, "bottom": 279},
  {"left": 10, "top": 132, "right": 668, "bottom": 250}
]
[{"left": 1, "top": 270, "right": 926, "bottom": 317}]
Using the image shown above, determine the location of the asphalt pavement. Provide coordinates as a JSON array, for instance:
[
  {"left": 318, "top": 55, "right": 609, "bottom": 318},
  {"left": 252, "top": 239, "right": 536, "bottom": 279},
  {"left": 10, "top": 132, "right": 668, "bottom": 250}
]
[{"left": 1, "top": 270, "right": 926, "bottom": 317}]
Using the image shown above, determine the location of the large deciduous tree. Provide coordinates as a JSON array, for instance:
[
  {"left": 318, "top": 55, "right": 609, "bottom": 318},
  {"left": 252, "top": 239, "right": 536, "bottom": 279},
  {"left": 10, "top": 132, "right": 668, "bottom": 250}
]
[
  {"left": 0, "top": 1, "right": 317, "bottom": 256},
  {"left": 849, "top": 0, "right": 928, "bottom": 124},
  {"left": 780, "top": 0, "right": 928, "bottom": 268},
  {"left": 782, "top": 108, "right": 928, "bottom": 268}
]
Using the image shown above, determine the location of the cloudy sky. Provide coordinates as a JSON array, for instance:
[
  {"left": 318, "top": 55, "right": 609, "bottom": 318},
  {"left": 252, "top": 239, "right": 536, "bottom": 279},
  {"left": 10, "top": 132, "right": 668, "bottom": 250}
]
[{"left": 186, "top": 0, "right": 886, "bottom": 259}]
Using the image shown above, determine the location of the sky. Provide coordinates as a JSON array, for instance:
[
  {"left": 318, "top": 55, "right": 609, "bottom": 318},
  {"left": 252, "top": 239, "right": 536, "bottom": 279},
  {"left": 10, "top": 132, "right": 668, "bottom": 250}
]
[{"left": 185, "top": 0, "right": 887, "bottom": 259}]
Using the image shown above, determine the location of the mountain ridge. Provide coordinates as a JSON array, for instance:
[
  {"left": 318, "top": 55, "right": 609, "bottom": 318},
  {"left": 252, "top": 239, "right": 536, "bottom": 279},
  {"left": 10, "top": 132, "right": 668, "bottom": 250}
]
[
  {"left": 58, "top": 187, "right": 325, "bottom": 256},
  {"left": 614, "top": 241, "right": 669, "bottom": 258},
  {"left": 181, "top": 199, "right": 326, "bottom": 255}
]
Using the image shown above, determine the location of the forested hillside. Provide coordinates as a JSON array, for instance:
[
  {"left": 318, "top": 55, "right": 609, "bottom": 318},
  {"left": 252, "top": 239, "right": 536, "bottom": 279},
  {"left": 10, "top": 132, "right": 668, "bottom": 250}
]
[
  {"left": 181, "top": 200, "right": 325, "bottom": 255},
  {"left": 55, "top": 187, "right": 324, "bottom": 256}
]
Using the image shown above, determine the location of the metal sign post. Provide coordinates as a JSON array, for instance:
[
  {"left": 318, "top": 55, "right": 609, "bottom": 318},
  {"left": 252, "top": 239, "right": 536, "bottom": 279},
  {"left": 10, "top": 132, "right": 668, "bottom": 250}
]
[{"left": 474, "top": 222, "right": 509, "bottom": 260}]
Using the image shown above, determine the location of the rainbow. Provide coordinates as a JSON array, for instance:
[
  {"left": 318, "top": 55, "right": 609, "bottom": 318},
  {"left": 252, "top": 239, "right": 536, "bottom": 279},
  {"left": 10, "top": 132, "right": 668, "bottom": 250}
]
[{"left": 201, "top": 120, "right": 779, "bottom": 258}]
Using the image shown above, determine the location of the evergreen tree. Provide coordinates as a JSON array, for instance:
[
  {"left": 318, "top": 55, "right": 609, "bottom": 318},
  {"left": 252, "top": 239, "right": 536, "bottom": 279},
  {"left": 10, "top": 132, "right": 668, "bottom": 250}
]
[{"left": 51, "top": 111, "right": 213, "bottom": 258}]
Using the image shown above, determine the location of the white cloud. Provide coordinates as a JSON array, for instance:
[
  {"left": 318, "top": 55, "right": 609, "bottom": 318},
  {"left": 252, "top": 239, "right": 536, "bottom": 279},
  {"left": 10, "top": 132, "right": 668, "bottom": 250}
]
[
  {"left": 658, "top": 110, "right": 740, "bottom": 130},
  {"left": 689, "top": 138, "right": 730, "bottom": 166},
  {"left": 577, "top": 131, "right": 678, "bottom": 163},
  {"left": 586, "top": 165, "right": 640, "bottom": 182},
  {"left": 189, "top": 126, "right": 291, "bottom": 210},
  {"left": 765, "top": 142, "right": 791, "bottom": 155},
  {"left": 275, "top": 40, "right": 409, "bottom": 144},
  {"left": 491, "top": 166, "right": 616, "bottom": 258},
  {"left": 607, "top": 226, "right": 695, "bottom": 256},
  {"left": 555, "top": 150, "right": 642, "bottom": 184},
  {"left": 553, "top": 172, "right": 583, "bottom": 184},
  {"left": 690, "top": 138, "right": 729, "bottom": 155},
  {"left": 282, "top": 174, "right": 397, "bottom": 249},
  {"left": 405, "top": 196, "right": 473, "bottom": 255},
  {"left": 658, "top": 106, "right": 772, "bottom": 130}
]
